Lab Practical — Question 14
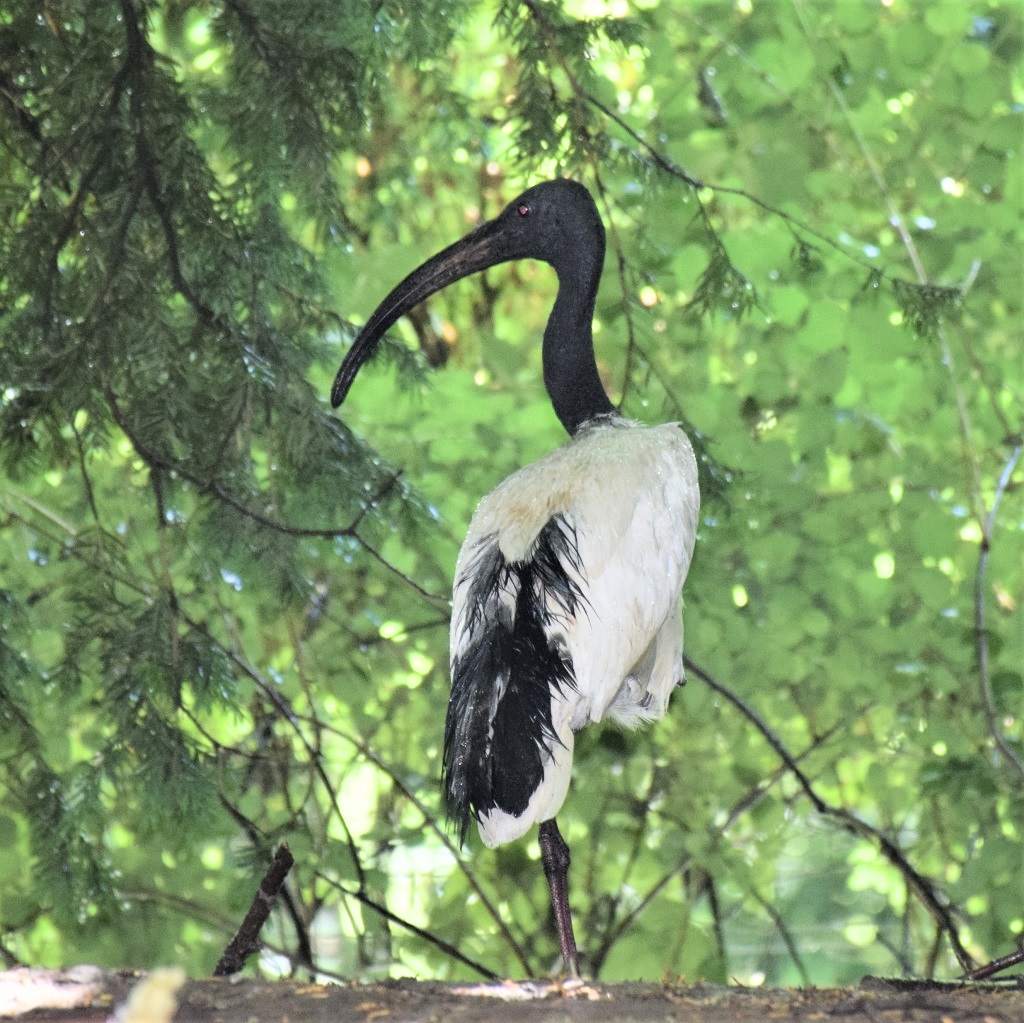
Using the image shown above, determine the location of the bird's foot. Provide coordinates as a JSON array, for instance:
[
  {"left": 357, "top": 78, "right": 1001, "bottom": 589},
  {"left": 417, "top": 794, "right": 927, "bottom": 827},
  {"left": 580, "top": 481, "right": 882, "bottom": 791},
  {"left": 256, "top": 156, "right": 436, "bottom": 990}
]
[{"left": 555, "top": 976, "right": 606, "bottom": 1000}]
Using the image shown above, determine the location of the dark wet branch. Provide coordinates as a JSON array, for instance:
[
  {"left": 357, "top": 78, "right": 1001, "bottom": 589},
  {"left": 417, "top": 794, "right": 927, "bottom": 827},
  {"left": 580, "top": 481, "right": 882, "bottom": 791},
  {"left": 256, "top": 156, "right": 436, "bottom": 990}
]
[
  {"left": 963, "top": 945, "right": 1024, "bottom": 982},
  {"left": 214, "top": 843, "right": 295, "bottom": 977}
]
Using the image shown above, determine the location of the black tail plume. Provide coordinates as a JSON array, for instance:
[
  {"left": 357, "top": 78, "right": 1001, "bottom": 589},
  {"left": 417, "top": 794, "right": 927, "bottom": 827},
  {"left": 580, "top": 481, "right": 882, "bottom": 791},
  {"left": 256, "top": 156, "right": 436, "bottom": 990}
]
[{"left": 443, "top": 518, "right": 583, "bottom": 843}]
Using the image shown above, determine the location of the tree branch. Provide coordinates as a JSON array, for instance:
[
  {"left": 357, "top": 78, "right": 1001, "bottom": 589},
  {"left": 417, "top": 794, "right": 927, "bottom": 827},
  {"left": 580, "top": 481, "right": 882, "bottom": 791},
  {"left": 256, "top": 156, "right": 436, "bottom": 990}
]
[
  {"left": 315, "top": 870, "right": 500, "bottom": 981},
  {"left": 119, "top": 0, "right": 218, "bottom": 325},
  {"left": 213, "top": 843, "right": 295, "bottom": 977},
  {"left": 963, "top": 945, "right": 1024, "bottom": 982},
  {"left": 686, "top": 656, "right": 975, "bottom": 973},
  {"left": 101, "top": 380, "right": 447, "bottom": 605}
]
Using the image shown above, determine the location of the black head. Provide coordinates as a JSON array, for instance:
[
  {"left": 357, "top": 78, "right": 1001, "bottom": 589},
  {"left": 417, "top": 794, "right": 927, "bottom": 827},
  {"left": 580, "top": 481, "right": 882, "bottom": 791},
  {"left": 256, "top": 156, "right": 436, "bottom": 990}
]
[
  {"left": 330, "top": 178, "right": 606, "bottom": 407},
  {"left": 479, "top": 178, "right": 605, "bottom": 272}
]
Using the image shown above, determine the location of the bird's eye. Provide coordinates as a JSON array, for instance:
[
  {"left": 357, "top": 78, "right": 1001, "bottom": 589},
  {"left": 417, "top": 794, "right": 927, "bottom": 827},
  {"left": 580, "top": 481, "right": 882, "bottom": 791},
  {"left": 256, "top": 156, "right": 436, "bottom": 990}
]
[{"left": 517, "top": 204, "right": 530, "bottom": 217}]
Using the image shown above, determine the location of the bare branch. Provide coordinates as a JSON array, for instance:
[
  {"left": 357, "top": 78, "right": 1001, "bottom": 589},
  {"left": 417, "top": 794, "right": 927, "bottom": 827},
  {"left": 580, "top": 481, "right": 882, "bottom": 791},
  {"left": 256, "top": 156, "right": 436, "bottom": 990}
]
[
  {"left": 963, "top": 944, "right": 1024, "bottom": 982},
  {"left": 686, "top": 656, "right": 975, "bottom": 973},
  {"left": 315, "top": 870, "right": 500, "bottom": 981},
  {"left": 326, "top": 725, "right": 534, "bottom": 975},
  {"left": 213, "top": 843, "right": 295, "bottom": 977}
]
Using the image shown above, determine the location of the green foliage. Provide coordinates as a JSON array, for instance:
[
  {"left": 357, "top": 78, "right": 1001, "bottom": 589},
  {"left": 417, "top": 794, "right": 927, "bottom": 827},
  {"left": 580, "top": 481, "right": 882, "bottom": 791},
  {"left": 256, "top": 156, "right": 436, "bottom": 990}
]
[{"left": 0, "top": 0, "right": 1021, "bottom": 986}]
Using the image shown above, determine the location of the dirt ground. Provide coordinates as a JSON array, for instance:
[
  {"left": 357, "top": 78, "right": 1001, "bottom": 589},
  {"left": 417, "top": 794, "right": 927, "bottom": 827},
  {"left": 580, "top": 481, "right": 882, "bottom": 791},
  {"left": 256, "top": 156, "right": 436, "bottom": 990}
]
[{"left": 2, "top": 967, "right": 1023, "bottom": 1023}]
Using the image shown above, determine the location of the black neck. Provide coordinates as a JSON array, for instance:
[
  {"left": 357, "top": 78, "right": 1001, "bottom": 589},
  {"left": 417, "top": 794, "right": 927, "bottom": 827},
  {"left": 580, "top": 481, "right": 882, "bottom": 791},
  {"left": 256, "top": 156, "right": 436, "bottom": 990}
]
[{"left": 543, "top": 261, "right": 616, "bottom": 436}]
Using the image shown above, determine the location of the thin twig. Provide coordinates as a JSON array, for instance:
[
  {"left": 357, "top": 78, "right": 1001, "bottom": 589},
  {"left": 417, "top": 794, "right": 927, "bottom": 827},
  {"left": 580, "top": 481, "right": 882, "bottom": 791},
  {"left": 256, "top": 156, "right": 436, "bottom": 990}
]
[
  {"left": 329, "top": 726, "right": 533, "bottom": 975},
  {"left": 753, "top": 890, "right": 811, "bottom": 986},
  {"left": 592, "top": 720, "right": 845, "bottom": 971},
  {"left": 686, "top": 656, "right": 975, "bottom": 973},
  {"left": 355, "top": 536, "right": 448, "bottom": 605},
  {"left": 791, "top": 0, "right": 984, "bottom": 519},
  {"left": 314, "top": 869, "right": 500, "bottom": 981},
  {"left": 580, "top": 87, "right": 884, "bottom": 278},
  {"left": 974, "top": 442, "right": 1024, "bottom": 781},
  {"left": 963, "top": 945, "right": 1024, "bottom": 982}
]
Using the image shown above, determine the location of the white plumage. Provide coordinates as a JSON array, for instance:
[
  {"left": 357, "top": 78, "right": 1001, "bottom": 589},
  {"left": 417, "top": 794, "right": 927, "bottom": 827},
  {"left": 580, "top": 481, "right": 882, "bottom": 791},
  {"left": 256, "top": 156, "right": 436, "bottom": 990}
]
[{"left": 451, "top": 418, "right": 699, "bottom": 847}]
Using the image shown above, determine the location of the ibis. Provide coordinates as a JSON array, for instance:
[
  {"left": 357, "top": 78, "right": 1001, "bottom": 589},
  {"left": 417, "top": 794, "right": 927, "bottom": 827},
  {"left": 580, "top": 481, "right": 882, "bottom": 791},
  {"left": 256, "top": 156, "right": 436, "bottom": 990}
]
[{"left": 331, "top": 178, "right": 699, "bottom": 975}]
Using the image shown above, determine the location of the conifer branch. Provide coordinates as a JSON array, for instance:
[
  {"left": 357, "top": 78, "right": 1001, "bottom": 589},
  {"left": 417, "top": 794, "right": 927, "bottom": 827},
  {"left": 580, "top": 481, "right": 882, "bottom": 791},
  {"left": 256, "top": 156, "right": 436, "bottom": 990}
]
[
  {"left": 119, "top": 0, "right": 217, "bottom": 326},
  {"left": 41, "top": 59, "right": 132, "bottom": 345},
  {"left": 101, "top": 381, "right": 446, "bottom": 604},
  {"left": 222, "top": 0, "right": 279, "bottom": 71},
  {"left": 70, "top": 419, "right": 102, "bottom": 527},
  {"left": 199, "top": 628, "right": 369, "bottom": 893},
  {"left": 97, "top": 174, "right": 146, "bottom": 307}
]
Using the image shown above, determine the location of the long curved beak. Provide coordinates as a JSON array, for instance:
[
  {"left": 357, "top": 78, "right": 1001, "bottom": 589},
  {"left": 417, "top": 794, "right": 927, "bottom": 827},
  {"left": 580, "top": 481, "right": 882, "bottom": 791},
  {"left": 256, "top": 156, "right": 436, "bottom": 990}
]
[{"left": 331, "top": 216, "right": 511, "bottom": 407}]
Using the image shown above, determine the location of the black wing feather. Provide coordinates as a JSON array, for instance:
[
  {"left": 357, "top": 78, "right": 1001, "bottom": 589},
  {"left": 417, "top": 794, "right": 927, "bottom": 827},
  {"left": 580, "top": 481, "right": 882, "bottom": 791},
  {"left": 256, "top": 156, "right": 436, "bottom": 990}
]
[{"left": 443, "top": 515, "right": 584, "bottom": 843}]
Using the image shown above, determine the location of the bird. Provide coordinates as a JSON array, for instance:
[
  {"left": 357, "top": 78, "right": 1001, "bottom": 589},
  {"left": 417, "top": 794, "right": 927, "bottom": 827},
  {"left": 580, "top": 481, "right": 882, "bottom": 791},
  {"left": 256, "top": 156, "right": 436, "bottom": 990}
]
[{"left": 331, "top": 178, "right": 699, "bottom": 976}]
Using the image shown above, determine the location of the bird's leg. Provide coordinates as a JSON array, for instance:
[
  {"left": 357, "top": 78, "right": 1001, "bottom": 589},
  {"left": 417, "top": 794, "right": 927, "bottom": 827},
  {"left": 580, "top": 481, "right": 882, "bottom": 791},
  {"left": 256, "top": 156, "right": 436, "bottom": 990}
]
[{"left": 538, "top": 818, "right": 580, "bottom": 976}]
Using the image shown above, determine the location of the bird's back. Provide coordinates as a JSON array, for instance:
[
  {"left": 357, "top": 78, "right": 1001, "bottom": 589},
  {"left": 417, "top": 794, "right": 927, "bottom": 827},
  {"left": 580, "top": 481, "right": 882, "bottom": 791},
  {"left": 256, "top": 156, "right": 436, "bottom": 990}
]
[{"left": 444, "top": 418, "right": 699, "bottom": 848}]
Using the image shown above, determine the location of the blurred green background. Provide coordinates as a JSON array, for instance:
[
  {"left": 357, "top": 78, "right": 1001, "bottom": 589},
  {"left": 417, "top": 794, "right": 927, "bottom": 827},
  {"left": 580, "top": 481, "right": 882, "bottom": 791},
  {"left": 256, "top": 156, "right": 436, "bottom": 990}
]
[{"left": 0, "top": 0, "right": 1020, "bottom": 984}]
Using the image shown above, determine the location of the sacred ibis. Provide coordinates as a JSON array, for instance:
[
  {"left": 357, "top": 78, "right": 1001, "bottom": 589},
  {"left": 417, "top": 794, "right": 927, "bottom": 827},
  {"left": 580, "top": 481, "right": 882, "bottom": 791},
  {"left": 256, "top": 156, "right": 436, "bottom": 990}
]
[{"left": 331, "top": 178, "right": 699, "bottom": 975}]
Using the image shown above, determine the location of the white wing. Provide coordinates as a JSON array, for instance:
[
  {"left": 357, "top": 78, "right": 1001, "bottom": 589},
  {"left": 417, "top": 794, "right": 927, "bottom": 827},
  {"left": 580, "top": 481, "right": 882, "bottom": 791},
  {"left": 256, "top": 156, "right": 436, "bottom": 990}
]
[{"left": 553, "top": 422, "right": 698, "bottom": 728}]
